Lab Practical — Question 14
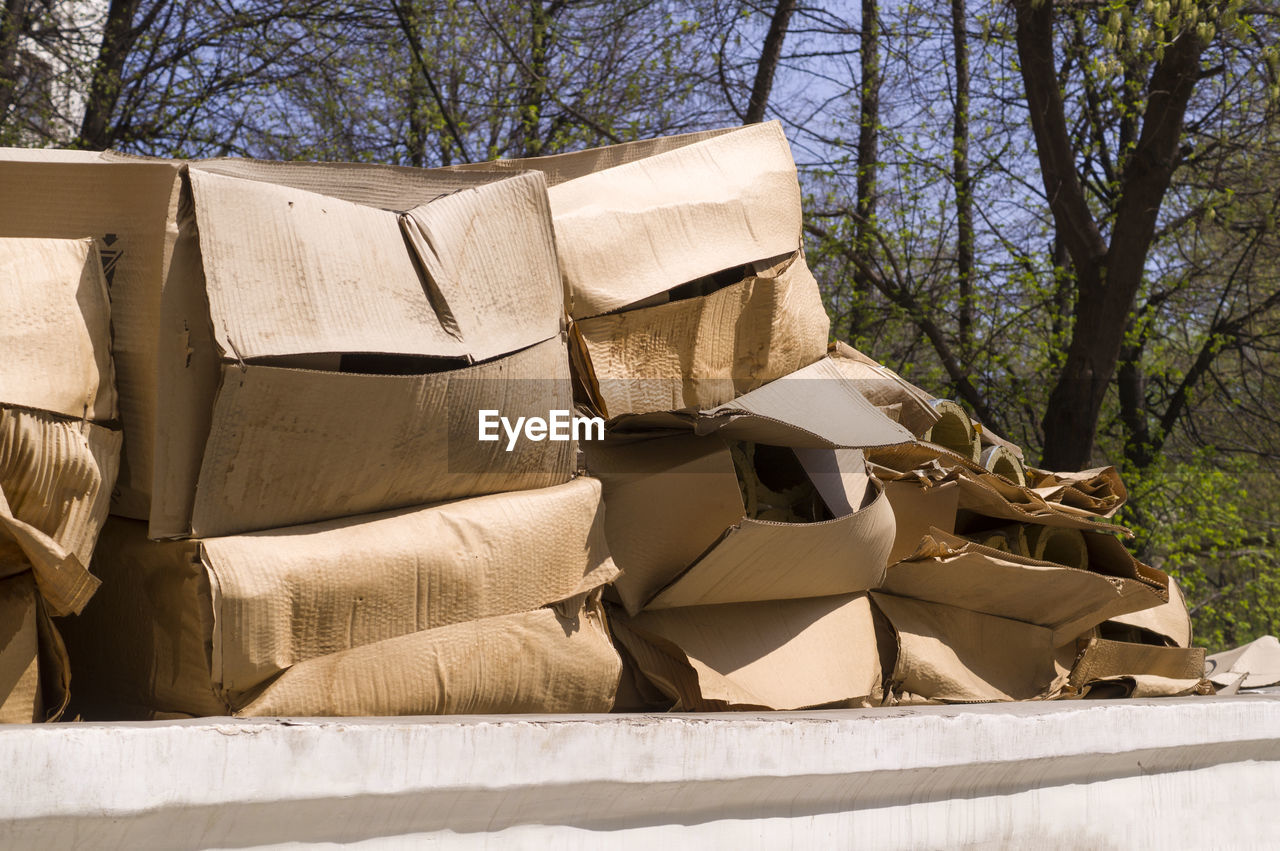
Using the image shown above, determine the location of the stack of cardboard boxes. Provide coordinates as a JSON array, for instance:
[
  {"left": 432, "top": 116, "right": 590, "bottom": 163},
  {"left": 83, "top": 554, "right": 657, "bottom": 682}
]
[{"left": 0, "top": 121, "right": 1206, "bottom": 720}]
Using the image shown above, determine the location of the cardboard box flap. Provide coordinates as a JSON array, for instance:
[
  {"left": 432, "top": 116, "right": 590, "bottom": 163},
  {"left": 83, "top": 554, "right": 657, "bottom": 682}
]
[
  {"left": 829, "top": 341, "right": 941, "bottom": 437},
  {"left": 623, "top": 594, "right": 881, "bottom": 711},
  {"left": 202, "top": 478, "right": 614, "bottom": 695},
  {"left": 880, "top": 529, "right": 1167, "bottom": 646},
  {"left": 450, "top": 126, "right": 735, "bottom": 187},
  {"left": 462, "top": 122, "right": 801, "bottom": 318},
  {"left": 184, "top": 337, "right": 573, "bottom": 538},
  {"left": 236, "top": 602, "right": 621, "bottom": 717},
  {"left": 613, "top": 357, "right": 914, "bottom": 449},
  {"left": 187, "top": 156, "right": 508, "bottom": 211},
  {"left": 873, "top": 592, "right": 1072, "bottom": 703},
  {"left": 1107, "top": 571, "right": 1193, "bottom": 648},
  {"left": 399, "top": 171, "right": 564, "bottom": 361},
  {"left": 646, "top": 478, "right": 894, "bottom": 610},
  {"left": 188, "top": 167, "right": 467, "bottom": 361},
  {"left": 0, "top": 238, "right": 116, "bottom": 421},
  {"left": 0, "top": 573, "right": 41, "bottom": 723},
  {"left": 1068, "top": 637, "right": 1205, "bottom": 689}
]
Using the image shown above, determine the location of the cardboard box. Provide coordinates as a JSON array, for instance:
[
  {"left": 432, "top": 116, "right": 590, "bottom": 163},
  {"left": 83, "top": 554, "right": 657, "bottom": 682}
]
[
  {"left": 455, "top": 122, "right": 804, "bottom": 320},
  {"left": 60, "top": 477, "right": 621, "bottom": 717},
  {"left": 610, "top": 594, "right": 883, "bottom": 711},
  {"left": 586, "top": 357, "right": 912, "bottom": 613},
  {"left": 2, "top": 151, "right": 572, "bottom": 534},
  {"left": 154, "top": 162, "right": 576, "bottom": 538}
]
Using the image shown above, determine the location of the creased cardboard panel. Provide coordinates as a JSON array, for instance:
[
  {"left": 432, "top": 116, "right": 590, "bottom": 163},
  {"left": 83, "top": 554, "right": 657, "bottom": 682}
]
[
  {"left": 880, "top": 530, "right": 1168, "bottom": 646},
  {"left": 0, "top": 152, "right": 183, "bottom": 517},
  {"left": 873, "top": 592, "right": 1075, "bottom": 703},
  {"left": 0, "top": 407, "right": 120, "bottom": 615},
  {"left": 1068, "top": 638, "right": 1205, "bottom": 689},
  {"left": 589, "top": 430, "right": 897, "bottom": 614},
  {"left": 239, "top": 601, "right": 620, "bottom": 716},
  {"left": 0, "top": 237, "right": 116, "bottom": 421},
  {"left": 181, "top": 337, "right": 574, "bottom": 538},
  {"left": 0, "top": 573, "right": 40, "bottom": 723},
  {"left": 188, "top": 167, "right": 562, "bottom": 362},
  {"left": 829, "top": 341, "right": 940, "bottom": 437},
  {"left": 454, "top": 123, "right": 802, "bottom": 319},
  {"left": 612, "top": 594, "right": 882, "bottom": 711},
  {"left": 63, "top": 479, "right": 616, "bottom": 716},
  {"left": 574, "top": 251, "right": 829, "bottom": 417}
]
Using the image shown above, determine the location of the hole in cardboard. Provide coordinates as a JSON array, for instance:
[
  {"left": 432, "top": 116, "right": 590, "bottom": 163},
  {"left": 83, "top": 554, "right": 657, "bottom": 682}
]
[
  {"left": 730, "top": 441, "right": 832, "bottom": 524},
  {"left": 245, "top": 352, "right": 470, "bottom": 376}
]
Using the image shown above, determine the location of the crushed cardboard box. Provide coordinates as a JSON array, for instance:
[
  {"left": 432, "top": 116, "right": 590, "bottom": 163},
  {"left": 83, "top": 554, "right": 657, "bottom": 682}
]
[{"left": 60, "top": 477, "right": 621, "bottom": 717}]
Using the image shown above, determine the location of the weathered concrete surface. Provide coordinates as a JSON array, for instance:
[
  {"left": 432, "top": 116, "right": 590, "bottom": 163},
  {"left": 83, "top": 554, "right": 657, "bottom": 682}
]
[{"left": 2, "top": 697, "right": 1278, "bottom": 848}]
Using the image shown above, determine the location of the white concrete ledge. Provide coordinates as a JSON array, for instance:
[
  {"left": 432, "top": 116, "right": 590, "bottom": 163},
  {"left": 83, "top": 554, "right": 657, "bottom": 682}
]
[{"left": 3, "top": 696, "right": 1279, "bottom": 848}]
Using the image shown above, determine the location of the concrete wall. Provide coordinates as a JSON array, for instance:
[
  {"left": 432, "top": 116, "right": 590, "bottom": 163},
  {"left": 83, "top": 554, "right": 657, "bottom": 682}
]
[{"left": 3, "top": 696, "right": 1279, "bottom": 848}]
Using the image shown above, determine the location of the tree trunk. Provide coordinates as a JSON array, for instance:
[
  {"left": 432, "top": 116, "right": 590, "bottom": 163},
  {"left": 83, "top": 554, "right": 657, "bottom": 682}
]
[
  {"left": 853, "top": 0, "right": 879, "bottom": 295},
  {"left": 78, "top": 0, "right": 142, "bottom": 150},
  {"left": 950, "top": 0, "right": 973, "bottom": 358},
  {"left": 515, "top": 0, "right": 550, "bottom": 156},
  {"left": 744, "top": 0, "right": 795, "bottom": 123},
  {"left": 1014, "top": 0, "right": 1206, "bottom": 471}
]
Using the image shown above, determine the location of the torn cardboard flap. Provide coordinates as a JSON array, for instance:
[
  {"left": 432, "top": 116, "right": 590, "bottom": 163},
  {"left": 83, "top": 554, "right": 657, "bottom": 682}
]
[
  {"left": 873, "top": 592, "right": 1075, "bottom": 703},
  {"left": 1068, "top": 637, "right": 1205, "bottom": 690},
  {"left": 615, "top": 594, "right": 882, "bottom": 711},
  {"left": 1028, "top": 466, "right": 1128, "bottom": 518},
  {"left": 63, "top": 478, "right": 618, "bottom": 714},
  {"left": 575, "top": 250, "right": 830, "bottom": 417},
  {"left": 588, "top": 430, "right": 895, "bottom": 614},
  {"left": 454, "top": 122, "right": 802, "bottom": 319},
  {"left": 880, "top": 528, "right": 1168, "bottom": 646},
  {"left": 611, "top": 353, "right": 914, "bottom": 449},
  {"left": 0, "top": 237, "right": 116, "bottom": 421}
]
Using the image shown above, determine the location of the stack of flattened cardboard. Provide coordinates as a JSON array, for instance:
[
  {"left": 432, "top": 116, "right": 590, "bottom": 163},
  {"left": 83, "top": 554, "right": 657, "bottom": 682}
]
[
  {"left": 4, "top": 121, "right": 1207, "bottom": 719},
  {"left": 3, "top": 151, "right": 622, "bottom": 718},
  {"left": 852, "top": 349, "right": 1207, "bottom": 703},
  {"left": 0, "top": 237, "right": 121, "bottom": 722}
]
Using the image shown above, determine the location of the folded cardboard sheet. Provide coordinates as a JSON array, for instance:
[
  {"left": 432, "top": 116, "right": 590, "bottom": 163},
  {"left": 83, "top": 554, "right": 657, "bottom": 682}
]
[
  {"left": 611, "top": 594, "right": 882, "bottom": 711},
  {"left": 61, "top": 478, "right": 621, "bottom": 716}
]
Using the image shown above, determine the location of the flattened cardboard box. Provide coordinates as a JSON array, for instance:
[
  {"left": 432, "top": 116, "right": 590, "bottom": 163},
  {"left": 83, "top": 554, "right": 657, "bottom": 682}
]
[
  {"left": 2, "top": 150, "right": 570, "bottom": 532},
  {"left": 611, "top": 594, "right": 882, "bottom": 711},
  {"left": 454, "top": 122, "right": 804, "bottom": 320},
  {"left": 586, "top": 358, "right": 911, "bottom": 613},
  {"left": 62, "top": 478, "right": 620, "bottom": 717},
  {"left": 1, "top": 237, "right": 121, "bottom": 617},
  {"left": 156, "top": 162, "right": 572, "bottom": 538}
]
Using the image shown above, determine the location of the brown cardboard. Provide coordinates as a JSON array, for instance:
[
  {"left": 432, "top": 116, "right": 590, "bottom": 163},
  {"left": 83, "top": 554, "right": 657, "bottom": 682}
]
[
  {"left": 1, "top": 407, "right": 120, "bottom": 615},
  {"left": 573, "top": 251, "right": 830, "bottom": 417},
  {"left": 0, "top": 150, "right": 182, "bottom": 517},
  {"left": 1029, "top": 466, "right": 1128, "bottom": 518},
  {"left": 239, "top": 602, "right": 620, "bottom": 716},
  {"left": 1106, "top": 571, "right": 1193, "bottom": 648},
  {"left": 0, "top": 573, "right": 40, "bottom": 723},
  {"left": 455, "top": 122, "right": 803, "bottom": 320},
  {"left": 153, "top": 164, "right": 572, "bottom": 538},
  {"left": 829, "top": 341, "right": 941, "bottom": 436},
  {"left": 1068, "top": 637, "right": 1206, "bottom": 690},
  {"left": 883, "top": 480, "right": 960, "bottom": 564},
  {"left": 612, "top": 594, "right": 882, "bottom": 710},
  {"left": 0, "top": 237, "right": 116, "bottom": 421},
  {"left": 873, "top": 592, "right": 1075, "bottom": 703},
  {"left": 62, "top": 478, "right": 618, "bottom": 716},
  {"left": 587, "top": 375, "right": 907, "bottom": 613},
  {"left": 879, "top": 530, "right": 1168, "bottom": 646}
]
